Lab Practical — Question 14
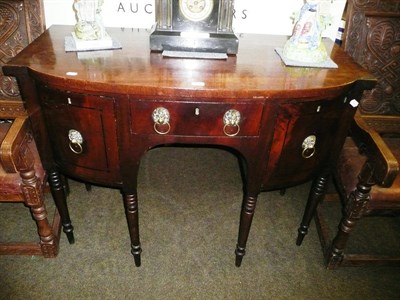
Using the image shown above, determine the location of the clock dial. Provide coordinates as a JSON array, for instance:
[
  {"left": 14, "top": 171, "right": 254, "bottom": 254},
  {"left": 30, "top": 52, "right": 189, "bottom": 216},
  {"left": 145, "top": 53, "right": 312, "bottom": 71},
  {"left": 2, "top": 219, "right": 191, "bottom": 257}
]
[{"left": 179, "top": 0, "right": 214, "bottom": 22}]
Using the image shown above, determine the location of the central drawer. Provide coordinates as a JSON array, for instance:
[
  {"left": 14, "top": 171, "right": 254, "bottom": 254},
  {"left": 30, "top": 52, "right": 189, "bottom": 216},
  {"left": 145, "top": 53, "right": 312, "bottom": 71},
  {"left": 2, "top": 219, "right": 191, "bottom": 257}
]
[{"left": 130, "top": 100, "right": 264, "bottom": 137}]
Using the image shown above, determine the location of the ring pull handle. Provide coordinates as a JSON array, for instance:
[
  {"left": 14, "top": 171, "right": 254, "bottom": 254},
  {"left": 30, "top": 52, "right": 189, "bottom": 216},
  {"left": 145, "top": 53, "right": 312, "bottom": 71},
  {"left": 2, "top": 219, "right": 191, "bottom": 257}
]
[
  {"left": 302, "top": 135, "right": 316, "bottom": 159},
  {"left": 152, "top": 107, "right": 171, "bottom": 135},
  {"left": 68, "top": 129, "right": 84, "bottom": 154},
  {"left": 223, "top": 109, "right": 241, "bottom": 137}
]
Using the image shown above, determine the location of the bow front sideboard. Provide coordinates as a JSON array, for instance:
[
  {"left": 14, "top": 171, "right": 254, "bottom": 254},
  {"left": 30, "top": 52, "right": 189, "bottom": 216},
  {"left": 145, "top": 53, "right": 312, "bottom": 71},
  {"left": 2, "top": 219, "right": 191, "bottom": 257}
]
[{"left": 3, "top": 26, "right": 376, "bottom": 267}]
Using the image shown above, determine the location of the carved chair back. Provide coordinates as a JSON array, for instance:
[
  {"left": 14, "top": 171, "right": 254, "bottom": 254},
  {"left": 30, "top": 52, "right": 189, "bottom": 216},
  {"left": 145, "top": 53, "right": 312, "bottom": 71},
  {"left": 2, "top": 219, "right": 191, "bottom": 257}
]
[
  {"left": 1, "top": 0, "right": 45, "bottom": 103},
  {"left": 342, "top": 0, "right": 400, "bottom": 116}
]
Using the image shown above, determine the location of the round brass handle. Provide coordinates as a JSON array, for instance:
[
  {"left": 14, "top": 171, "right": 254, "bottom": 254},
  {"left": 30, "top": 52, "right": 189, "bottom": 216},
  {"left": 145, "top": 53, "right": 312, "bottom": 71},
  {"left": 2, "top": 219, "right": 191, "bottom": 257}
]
[
  {"left": 153, "top": 122, "right": 171, "bottom": 135},
  {"left": 68, "top": 129, "right": 84, "bottom": 154},
  {"left": 223, "top": 124, "right": 240, "bottom": 137},
  {"left": 223, "top": 109, "right": 241, "bottom": 137},
  {"left": 302, "top": 135, "right": 316, "bottom": 159},
  {"left": 152, "top": 107, "right": 171, "bottom": 135}
]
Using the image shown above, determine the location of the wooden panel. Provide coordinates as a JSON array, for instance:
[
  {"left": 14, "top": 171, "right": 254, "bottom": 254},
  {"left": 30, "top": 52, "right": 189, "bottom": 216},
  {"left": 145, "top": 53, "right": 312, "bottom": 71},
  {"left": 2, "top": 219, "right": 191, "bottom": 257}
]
[
  {"left": 262, "top": 96, "right": 351, "bottom": 189},
  {"left": 130, "top": 99, "right": 263, "bottom": 136},
  {"left": 343, "top": 0, "right": 400, "bottom": 115},
  {"left": 0, "top": 0, "right": 45, "bottom": 101},
  {"left": 38, "top": 85, "right": 121, "bottom": 185}
]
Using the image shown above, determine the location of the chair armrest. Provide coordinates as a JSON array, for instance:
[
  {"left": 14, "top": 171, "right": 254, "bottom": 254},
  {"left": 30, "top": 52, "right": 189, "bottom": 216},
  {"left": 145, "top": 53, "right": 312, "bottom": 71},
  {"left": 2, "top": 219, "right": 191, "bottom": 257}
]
[
  {"left": 351, "top": 111, "right": 399, "bottom": 187},
  {"left": 0, "top": 116, "right": 30, "bottom": 173}
]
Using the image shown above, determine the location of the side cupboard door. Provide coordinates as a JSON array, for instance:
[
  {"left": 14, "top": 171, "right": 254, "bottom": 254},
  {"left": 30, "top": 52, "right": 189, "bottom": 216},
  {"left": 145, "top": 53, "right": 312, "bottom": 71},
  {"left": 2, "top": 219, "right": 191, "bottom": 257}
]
[
  {"left": 37, "top": 84, "right": 121, "bottom": 185},
  {"left": 262, "top": 96, "right": 356, "bottom": 190}
]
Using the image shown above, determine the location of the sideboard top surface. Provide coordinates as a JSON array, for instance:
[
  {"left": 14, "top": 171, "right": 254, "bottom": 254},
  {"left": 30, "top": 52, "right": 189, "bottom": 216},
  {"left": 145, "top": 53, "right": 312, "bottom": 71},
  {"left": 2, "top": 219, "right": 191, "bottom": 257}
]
[{"left": 4, "top": 25, "right": 375, "bottom": 99}]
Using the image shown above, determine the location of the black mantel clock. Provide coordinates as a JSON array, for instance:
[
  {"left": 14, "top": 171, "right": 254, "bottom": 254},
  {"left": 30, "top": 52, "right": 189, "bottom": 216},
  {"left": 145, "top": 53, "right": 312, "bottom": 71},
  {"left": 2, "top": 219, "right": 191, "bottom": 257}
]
[{"left": 150, "top": 0, "right": 239, "bottom": 54}]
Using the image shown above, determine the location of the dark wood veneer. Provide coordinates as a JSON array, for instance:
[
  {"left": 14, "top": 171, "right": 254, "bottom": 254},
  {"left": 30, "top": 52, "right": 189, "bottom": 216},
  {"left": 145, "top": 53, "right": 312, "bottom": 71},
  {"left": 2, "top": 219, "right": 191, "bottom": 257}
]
[{"left": 3, "top": 25, "right": 376, "bottom": 266}]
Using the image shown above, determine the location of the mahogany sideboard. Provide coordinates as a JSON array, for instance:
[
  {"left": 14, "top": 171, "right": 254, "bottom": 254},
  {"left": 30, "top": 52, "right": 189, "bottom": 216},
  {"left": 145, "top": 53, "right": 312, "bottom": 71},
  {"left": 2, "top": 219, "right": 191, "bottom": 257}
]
[{"left": 3, "top": 25, "right": 376, "bottom": 267}]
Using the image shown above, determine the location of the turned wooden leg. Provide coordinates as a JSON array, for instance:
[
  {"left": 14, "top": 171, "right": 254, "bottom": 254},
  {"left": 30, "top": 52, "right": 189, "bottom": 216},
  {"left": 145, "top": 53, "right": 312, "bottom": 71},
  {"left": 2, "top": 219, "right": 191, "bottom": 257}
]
[
  {"left": 20, "top": 169, "right": 58, "bottom": 257},
  {"left": 123, "top": 192, "right": 142, "bottom": 267},
  {"left": 30, "top": 205, "right": 59, "bottom": 257},
  {"left": 235, "top": 194, "right": 258, "bottom": 267},
  {"left": 297, "top": 172, "right": 330, "bottom": 246},
  {"left": 326, "top": 162, "right": 374, "bottom": 269},
  {"left": 60, "top": 174, "right": 70, "bottom": 196},
  {"left": 48, "top": 169, "right": 74, "bottom": 244}
]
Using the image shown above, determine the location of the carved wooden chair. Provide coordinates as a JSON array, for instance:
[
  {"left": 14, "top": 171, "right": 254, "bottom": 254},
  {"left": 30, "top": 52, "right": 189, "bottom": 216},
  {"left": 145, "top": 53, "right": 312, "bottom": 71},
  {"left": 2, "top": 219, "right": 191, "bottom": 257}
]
[
  {"left": 0, "top": 100, "right": 61, "bottom": 257},
  {"left": 311, "top": 112, "right": 400, "bottom": 268},
  {"left": 297, "top": 0, "right": 400, "bottom": 268}
]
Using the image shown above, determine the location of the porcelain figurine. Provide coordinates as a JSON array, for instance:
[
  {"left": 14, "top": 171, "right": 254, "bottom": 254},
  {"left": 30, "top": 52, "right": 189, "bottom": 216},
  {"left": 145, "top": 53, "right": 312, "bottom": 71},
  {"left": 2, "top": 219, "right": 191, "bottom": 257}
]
[
  {"left": 73, "top": 0, "right": 106, "bottom": 40},
  {"left": 283, "top": 0, "right": 328, "bottom": 63}
]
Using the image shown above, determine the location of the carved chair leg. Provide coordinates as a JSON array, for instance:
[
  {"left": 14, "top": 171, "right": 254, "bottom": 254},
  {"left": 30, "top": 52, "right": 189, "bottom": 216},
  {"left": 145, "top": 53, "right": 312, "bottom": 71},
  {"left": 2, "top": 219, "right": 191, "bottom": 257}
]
[
  {"left": 297, "top": 172, "right": 330, "bottom": 246},
  {"left": 21, "top": 169, "right": 58, "bottom": 257},
  {"left": 30, "top": 205, "right": 59, "bottom": 257},
  {"left": 123, "top": 192, "right": 142, "bottom": 267},
  {"left": 326, "top": 161, "right": 374, "bottom": 269},
  {"left": 48, "top": 169, "right": 75, "bottom": 244}
]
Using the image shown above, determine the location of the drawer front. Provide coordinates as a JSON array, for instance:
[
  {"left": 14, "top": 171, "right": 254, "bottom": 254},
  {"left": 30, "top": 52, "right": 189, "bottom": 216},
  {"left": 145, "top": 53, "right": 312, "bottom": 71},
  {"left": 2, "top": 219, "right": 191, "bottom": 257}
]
[
  {"left": 38, "top": 86, "right": 120, "bottom": 184},
  {"left": 263, "top": 97, "right": 354, "bottom": 189},
  {"left": 130, "top": 100, "right": 263, "bottom": 137}
]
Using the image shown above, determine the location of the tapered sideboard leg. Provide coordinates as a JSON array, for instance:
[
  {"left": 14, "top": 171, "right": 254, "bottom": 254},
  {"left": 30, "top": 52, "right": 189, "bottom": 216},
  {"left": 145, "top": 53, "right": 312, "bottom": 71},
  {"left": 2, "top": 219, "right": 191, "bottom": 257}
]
[
  {"left": 235, "top": 194, "right": 258, "bottom": 267},
  {"left": 123, "top": 192, "right": 142, "bottom": 267},
  {"left": 48, "top": 169, "right": 74, "bottom": 244},
  {"left": 296, "top": 172, "right": 330, "bottom": 246}
]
